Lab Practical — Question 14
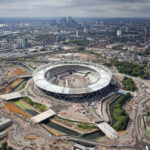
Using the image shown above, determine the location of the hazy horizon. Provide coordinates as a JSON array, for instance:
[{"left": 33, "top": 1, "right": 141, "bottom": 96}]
[{"left": 0, "top": 0, "right": 150, "bottom": 18}]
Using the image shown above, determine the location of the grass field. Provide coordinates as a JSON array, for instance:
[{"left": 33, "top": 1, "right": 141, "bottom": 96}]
[{"left": 14, "top": 100, "right": 34, "bottom": 110}]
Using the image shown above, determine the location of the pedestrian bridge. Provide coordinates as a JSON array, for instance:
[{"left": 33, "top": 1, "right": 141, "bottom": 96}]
[
  {"left": 19, "top": 75, "right": 32, "bottom": 79},
  {"left": 96, "top": 122, "right": 118, "bottom": 139},
  {"left": 31, "top": 109, "right": 56, "bottom": 123},
  {"left": 0, "top": 92, "right": 22, "bottom": 101}
]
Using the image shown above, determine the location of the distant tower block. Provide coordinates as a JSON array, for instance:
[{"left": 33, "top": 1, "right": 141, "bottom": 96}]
[
  {"left": 24, "top": 38, "right": 29, "bottom": 48},
  {"left": 117, "top": 30, "right": 122, "bottom": 37},
  {"left": 148, "top": 62, "right": 150, "bottom": 69},
  {"left": 84, "top": 28, "right": 88, "bottom": 33},
  {"left": 76, "top": 30, "right": 79, "bottom": 38}
]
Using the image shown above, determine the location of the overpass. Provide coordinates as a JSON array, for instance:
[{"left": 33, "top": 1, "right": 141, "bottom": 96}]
[
  {"left": 31, "top": 109, "right": 56, "bottom": 123},
  {"left": 96, "top": 122, "right": 118, "bottom": 139},
  {"left": 0, "top": 92, "right": 22, "bottom": 101}
]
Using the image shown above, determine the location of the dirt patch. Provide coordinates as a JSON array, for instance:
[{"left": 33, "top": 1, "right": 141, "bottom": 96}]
[
  {"left": 4, "top": 102, "right": 31, "bottom": 118},
  {"left": 74, "top": 53, "right": 98, "bottom": 62},
  {"left": 42, "top": 125, "right": 65, "bottom": 136},
  {"left": 58, "top": 104, "right": 96, "bottom": 122},
  {"left": 24, "top": 134, "right": 38, "bottom": 140},
  {"left": 4, "top": 79, "right": 24, "bottom": 94},
  {"left": 7, "top": 67, "right": 26, "bottom": 76}
]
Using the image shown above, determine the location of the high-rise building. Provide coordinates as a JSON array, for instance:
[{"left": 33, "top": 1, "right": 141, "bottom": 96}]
[
  {"left": 67, "top": 16, "right": 73, "bottom": 25},
  {"left": 67, "top": 16, "right": 76, "bottom": 27},
  {"left": 84, "top": 28, "right": 88, "bottom": 33},
  {"left": 51, "top": 19, "right": 57, "bottom": 26},
  {"left": 60, "top": 17, "right": 67, "bottom": 27},
  {"left": 76, "top": 30, "right": 79, "bottom": 38},
  {"left": 144, "top": 27, "right": 147, "bottom": 35},
  {"left": 126, "top": 27, "right": 128, "bottom": 32},
  {"left": 117, "top": 30, "right": 122, "bottom": 37},
  {"left": 24, "top": 38, "right": 29, "bottom": 48}
]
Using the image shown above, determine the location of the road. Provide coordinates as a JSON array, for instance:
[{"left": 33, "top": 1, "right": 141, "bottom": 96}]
[{"left": 133, "top": 81, "right": 150, "bottom": 150}]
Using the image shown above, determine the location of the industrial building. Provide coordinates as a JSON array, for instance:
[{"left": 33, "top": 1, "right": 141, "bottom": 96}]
[{"left": 0, "top": 116, "right": 12, "bottom": 131}]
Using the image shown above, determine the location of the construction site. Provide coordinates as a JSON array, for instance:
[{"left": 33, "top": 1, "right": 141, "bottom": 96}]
[{"left": 0, "top": 51, "right": 149, "bottom": 150}]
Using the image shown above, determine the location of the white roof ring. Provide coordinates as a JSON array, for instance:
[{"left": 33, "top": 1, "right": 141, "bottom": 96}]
[{"left": 33, "top": 61, "right": 112, "bottom": 95}]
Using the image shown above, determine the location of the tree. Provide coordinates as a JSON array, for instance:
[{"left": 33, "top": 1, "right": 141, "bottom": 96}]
[
  {"left": 7, "top": 147, "right": 13, "bottom": 150},
  {"left": 112, "top": 61, "right": 150, "bottom": 79},
  {"left": 113, "top": 93, "right": 131, "bottom": 131},
  {"left": 123, "top": 78, "right": 136, "bottom": 91},
  {"left": 1, "top": 142, "right": 7, "bottom": 150}
]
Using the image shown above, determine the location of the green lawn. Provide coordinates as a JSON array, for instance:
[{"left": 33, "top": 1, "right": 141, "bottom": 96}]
[
  {"left": 54, "top": 116, "right": 97, "bottom": 130},
  {"left": 145, "top": 129, "right": 150, "bottom": 135},
  {"left": 23, "top": 97, "right": 47, "bottom": 112},
  {"left": 77, "top": 122, "right": 97, "bottom": 130},
  {"left": 14, "top": 100, "right": 33, "bottom": 110}
]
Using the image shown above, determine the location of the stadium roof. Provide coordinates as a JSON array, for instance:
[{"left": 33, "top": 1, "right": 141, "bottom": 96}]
[{"left": 33, "top": 61, "right": 112, "bottom": 95}]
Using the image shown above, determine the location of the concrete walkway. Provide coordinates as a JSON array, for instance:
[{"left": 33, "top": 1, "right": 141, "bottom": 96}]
[
  {"left": 97, "top": 122, "right": 118, "bottom": 139},
  {"left": 0, "top": 92, "right": 22, "bottom": 101},
  {"left": 31, "top": 109, "right": 56, "bottom": 123}
]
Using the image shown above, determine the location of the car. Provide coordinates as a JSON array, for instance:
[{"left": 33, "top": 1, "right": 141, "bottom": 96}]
[{"left": 111, "top": 144, "right": 116, "bottom": 147}]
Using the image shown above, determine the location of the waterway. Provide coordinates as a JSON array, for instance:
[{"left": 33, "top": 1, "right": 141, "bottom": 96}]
[
  {"left": 13, "top": 99, "right": 39, "bottom": 116},
  {"left": 12, "top": 98, "right": 103, "bottom": 141},
  {"left": 109, "top": 99, "right": 116, "bottom": 125},
  {"left": 41, "top": 119, "right": 104, "bottom": 141},
  {"left": 11, "top": 79, "right": 28, "bottom": 93},
  {"left": 41, "top": 119, "right": 80, "bottom": 136},
  {"left": 11, "top": 62, "right": 32, "bottom": 73},
  {"left": 17, "top": 64, "right": 32, "bottom": 74},
  {"left": 81, "top": 130, "right": 104, "bottom": 141},
  {"left": 25, "top": 109, "right": 39, "bottom": 116}
]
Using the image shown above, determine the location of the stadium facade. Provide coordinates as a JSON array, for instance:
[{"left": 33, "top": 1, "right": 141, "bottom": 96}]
[{"left": 33, "top": 61, "right": 112, "bottom": 100}]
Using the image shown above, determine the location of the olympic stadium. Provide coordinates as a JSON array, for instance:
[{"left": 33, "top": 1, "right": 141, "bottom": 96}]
[{"left": 33, "top": 61, "right": 113, "bottom": 100}]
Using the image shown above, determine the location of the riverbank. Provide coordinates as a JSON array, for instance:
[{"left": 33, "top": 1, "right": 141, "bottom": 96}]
[{"left": 51, "top": 118, "right": 98, "bottom": 135}]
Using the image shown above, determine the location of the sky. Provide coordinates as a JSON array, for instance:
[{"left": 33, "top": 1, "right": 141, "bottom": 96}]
[{"left": 0, "top": 0, "right": 150, "bottom": 18}]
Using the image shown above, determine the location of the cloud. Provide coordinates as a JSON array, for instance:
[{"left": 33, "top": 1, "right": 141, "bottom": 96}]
[{"left": 0, "top": 0, "right": 149, "bottom": 17}]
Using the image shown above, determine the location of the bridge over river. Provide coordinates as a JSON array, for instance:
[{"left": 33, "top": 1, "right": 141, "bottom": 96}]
[
  {"left": 0, "top": 92, "right": 22, "bottom": 101},
  {"left": 96, "top": 122, "right": 118, "bottom": 139},
  {"left": 31, "top": 109, "right": 56, "bottom": 123}
]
